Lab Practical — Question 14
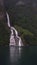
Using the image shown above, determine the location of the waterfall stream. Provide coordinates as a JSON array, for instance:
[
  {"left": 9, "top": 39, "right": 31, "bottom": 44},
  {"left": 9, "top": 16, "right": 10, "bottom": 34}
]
[{"left": 6, "top": 12, "right": 23, "bottom": 46}]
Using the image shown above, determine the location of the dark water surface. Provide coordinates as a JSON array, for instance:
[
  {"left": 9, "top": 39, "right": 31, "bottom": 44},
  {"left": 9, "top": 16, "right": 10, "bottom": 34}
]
[{"left": 0, "top": 46, "right": 37, "bottom": 65}]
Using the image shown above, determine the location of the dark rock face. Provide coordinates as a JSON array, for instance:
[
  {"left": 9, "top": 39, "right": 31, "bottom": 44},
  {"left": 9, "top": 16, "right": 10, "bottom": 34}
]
[
  {"left": 0, "top": 3, "right": 10, "bottom": 45},
  {"left": 0, "top": 0, "right": 4, "bottom": 6},
  {"left": 0, "top": 11, "right": 10, "bottom": 45},
  {"left": 0, "top": 19, "right": 10, "bottom": 45}
]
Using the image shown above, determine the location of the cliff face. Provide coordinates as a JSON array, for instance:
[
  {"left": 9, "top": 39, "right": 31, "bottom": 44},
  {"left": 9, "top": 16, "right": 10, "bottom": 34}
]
[
  {"left": 0, "top": 19, "right": 10, "bottom": 45},
  {"left": 0, "top": 0, "right": 5, "bottom": 20},
  {"left": 0, "top": 1, "right": 10, "bottom": 45}
]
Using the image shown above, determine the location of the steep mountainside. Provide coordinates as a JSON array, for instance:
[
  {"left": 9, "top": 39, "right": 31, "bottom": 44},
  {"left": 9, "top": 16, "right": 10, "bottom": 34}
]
[
  {"left": 4, "top": 0, "right": 37, "bottom": 45},
  {"left": 0, "top": 5, "right": 10, "bottom": 45}
]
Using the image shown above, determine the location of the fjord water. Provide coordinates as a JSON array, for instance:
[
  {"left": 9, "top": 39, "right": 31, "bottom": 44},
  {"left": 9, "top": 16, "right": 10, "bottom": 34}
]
[{"left": 0, "top": 46, "right": 37, "bottom": 65}]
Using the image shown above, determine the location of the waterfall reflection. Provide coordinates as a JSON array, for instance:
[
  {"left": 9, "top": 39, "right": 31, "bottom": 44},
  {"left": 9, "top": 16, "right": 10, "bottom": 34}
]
[{"left": 10, "top": 46, "right": 21, "bottom": 63}]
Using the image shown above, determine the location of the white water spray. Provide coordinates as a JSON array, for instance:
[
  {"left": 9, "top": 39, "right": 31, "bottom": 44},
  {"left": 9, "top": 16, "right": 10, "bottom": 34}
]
[{"left": 6, "top": 12, "right": 23, "bottom": 46}]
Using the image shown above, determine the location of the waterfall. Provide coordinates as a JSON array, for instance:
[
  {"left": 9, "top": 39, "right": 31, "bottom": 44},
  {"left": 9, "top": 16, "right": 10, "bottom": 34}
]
[
  {"left": 6, "top": 12, "right": 23, "bottom": 46},
  {"left": 6, "top": 12, "right": 10, "bottom": 27}
]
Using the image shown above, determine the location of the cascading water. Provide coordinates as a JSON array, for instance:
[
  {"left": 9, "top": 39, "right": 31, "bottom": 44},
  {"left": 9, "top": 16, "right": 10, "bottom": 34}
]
[
  {"left": 6, "top": 12, "right": 10, "bottom": 27},
  {"left": 6, "top": 12, "right": 23, "bottom": 46}
]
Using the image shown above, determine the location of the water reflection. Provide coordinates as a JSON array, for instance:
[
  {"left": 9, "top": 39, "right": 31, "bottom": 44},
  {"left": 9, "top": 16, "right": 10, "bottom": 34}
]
[
  {"left": 9, "top": 46, "right": 22, "bottom": 63},
  {"left": 0, "top": 46, "right": 37, "bottom": 65}
]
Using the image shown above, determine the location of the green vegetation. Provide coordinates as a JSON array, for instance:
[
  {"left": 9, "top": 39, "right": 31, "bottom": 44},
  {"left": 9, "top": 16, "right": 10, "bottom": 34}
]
[
  {"left": 14, "top": 24, "right": 37, "bottom": 45},
  {"left": 0, "top": 0, "right": 37, "bottom": 46},
  {"left": 0, "top": 5, "right": 10, "bottom": 45},
  {"left": 0, "top": 18, "right": 10, "bottom": 45},
  {"left": 6, "top": 4, "right": 37, "bottom": 45},
  {"left": 14, "top": 25, "right": 34, "bottom": 45}
]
